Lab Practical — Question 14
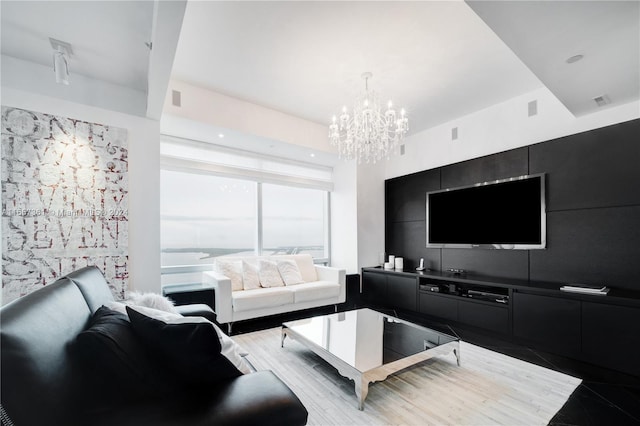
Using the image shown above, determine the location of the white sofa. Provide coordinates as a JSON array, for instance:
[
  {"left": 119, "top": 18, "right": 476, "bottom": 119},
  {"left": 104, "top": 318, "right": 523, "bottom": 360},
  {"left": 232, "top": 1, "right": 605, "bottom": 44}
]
[{"left": 202, "top": 254, "right": 346, "bottom": 332}]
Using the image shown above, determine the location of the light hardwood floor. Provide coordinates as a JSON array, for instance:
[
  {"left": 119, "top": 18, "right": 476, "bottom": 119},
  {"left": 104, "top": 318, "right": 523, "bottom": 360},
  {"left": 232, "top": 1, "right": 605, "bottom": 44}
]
[{"left": 234, "top": 327, "right": 581, "bottom": 426}]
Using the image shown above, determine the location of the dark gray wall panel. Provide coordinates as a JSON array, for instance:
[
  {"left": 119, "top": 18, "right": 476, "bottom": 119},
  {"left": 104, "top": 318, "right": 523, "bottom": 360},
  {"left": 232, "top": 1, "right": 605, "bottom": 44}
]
[
  {"left": 386, "top": 221, "right": 441, "bottom": 271},
  {"left": 386, "top": 119, "right": 640, "bottom": 292},
  {"left": 441, "top": 248, "right": 529, "bottom": 280},
  {"left": 530, "top": 206, "right": 640, "bottom": 290},
  {"left": 529, "top": 119, "right": 640, "bottom": 211},
  {"left": 441, "top": 147, "right": 528, "bottom": 189},
  {"left": 386, "top": 169, "right": 440, "bottom": 222}
]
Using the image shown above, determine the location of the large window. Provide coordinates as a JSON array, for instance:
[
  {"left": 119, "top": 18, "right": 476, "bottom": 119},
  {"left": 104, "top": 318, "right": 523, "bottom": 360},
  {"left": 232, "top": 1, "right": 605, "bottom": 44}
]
[
  {"left": 262, "top": 184, "right": 327, "bottom": 258},
  {"left": 160, "top": 136, "right": 332, "bottom": 285},
  {"left": 161, "top": 171, "right": 257, "bottom": 267}
]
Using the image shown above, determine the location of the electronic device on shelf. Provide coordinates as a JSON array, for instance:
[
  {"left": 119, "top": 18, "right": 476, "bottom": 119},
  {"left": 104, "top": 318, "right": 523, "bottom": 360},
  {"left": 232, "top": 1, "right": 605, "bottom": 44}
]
[
  {"left": 467, "top": 289, "right": 509, "bottom": 304},
  {"left": 447, "top": 268, "right": 466, "bottom": 275},
  {"left": 416, "top": 258, "right": 426, "bottom": 271}
]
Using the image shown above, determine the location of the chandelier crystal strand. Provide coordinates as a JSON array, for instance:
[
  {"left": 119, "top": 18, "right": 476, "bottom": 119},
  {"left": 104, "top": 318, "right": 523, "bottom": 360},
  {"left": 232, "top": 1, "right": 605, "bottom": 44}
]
[{"left": 329, "top": 72, "right": 408, "bottom": 163}]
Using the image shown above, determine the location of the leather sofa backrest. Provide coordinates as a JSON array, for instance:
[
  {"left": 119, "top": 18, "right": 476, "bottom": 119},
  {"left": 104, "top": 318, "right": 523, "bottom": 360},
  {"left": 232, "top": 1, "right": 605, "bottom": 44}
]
[
  {"left": 67, "top": 266, "right": 116, "bottom": 313},
  {"left": 1, "top": 278, "right": 92, "bottom": 425},
  {"left": 213, "top": 254, "right": 320, "bottom": 283}
]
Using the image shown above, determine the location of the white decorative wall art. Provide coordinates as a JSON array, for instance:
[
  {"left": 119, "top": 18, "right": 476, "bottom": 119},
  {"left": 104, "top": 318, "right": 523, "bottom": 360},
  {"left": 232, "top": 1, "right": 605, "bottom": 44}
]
[{"left": 1, "top": 106, "right": 129, "bottom": 304}]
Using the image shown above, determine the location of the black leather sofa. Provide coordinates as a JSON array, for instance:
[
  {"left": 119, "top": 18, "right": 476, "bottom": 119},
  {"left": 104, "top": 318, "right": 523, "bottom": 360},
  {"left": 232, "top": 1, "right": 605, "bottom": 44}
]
[{"left": 0, "top": 266, "right": 308, "bottom": 426}]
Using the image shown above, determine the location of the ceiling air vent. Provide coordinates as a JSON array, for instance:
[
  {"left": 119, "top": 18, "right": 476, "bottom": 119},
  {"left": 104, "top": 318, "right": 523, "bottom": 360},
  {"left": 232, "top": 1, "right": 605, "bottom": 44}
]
[{"left": 593, "top": 95, "right": 611, "bottom": 107}]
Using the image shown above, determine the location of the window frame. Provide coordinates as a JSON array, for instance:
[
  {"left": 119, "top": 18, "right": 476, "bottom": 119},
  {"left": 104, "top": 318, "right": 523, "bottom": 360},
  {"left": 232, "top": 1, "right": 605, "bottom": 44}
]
[{"left": 159, "top": 136, "right": 332, "bottom": 278}]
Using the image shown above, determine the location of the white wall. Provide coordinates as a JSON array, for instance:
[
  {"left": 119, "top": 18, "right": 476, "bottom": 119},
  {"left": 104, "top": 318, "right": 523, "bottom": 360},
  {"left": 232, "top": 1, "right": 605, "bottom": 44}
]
[
  {"left": 386, "top": 87, "right": 640, "bottom": 179},
  {"left": 356, "top": 161, "right": 385, "bottom": 271},
  {"left": 1, "top": 55, "right": 147, "bottom": 118},
  {"left": 328, "top": 159, "right": 386, "bottom": 276},
  {"left": 164, "top": 79, "right": 333, "bottom": 154},
  {"left": 330, "top": 161, "right": 358, "bottom": 274},
  {"left": 1, "top": 87, "right": 161, "bottom": 294}
]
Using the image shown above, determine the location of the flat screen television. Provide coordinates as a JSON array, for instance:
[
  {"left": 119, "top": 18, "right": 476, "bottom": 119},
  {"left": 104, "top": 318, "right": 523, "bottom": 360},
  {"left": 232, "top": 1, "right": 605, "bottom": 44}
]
[{"left": 426, "top": 174, "right": 546, "bottom": 249}]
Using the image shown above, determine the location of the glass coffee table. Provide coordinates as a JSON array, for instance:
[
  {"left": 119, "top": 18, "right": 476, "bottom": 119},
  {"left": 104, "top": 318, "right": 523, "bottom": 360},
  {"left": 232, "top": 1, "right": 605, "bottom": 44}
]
[{"left": 281, "top": 308, "right": 460, "bottom": 410}]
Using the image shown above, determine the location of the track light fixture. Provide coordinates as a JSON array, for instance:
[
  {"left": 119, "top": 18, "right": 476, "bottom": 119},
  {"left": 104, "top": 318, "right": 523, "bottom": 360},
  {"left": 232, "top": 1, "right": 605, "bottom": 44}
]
[{"left": 49, "top": 38, "right": 72, "bottom": 85}]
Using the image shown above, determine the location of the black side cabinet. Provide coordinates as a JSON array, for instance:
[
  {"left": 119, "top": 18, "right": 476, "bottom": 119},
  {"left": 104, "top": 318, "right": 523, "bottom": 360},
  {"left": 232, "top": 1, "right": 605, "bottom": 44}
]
[
  {"left": 361, "top": 266, "right": 640, "bottom": 377},
  {"left": 361, "top": 269, "right": 417, "bottom": 312},
  {"left": 581, "top": 302, "right": 640, "bottom": 377},
  {"left": 513, "top": 291, "right": 581, "bottom": 357},
  {"left": 387, "top": 274, "right": 418, "bottom": 311},
  {"left": 418, "top": 277, "right": 510, "bottom": 334},
  {"left": 361, "top": 270, "right": 388, "bottom": 307}
]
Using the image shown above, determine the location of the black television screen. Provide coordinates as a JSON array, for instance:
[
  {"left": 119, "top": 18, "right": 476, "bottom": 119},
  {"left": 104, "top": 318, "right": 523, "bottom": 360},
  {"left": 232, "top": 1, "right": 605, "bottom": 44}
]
[{"left": 426, "top": 174, "right": 546, "bottom": 249}]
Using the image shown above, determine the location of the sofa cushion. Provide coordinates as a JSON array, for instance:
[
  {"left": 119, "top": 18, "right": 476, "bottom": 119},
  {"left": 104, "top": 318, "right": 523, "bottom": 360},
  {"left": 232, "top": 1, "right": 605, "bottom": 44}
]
[
  {"left": 88, "top": 371, "right": 309, "bottom": 426},
  {"left": 215, "top": 259, "right": 244, "bottom": 291},
  {"left": 242, "top": 260, "right": 261, "bottom": 290},
  {"left": 124, "top": 304, "right": 251, "bottom": 374},
  {"left": 271, "top": 254, "right": 318, "bottom": 282},
  {"left": 127, "top": 306, "right": 242, "bottom": 384},
  {"left": 277, "top": 260, "right": 304, "bottom": 285},
  {"left": 289, "top": 281, "right": 341, "bottom": 303},
  {"left": 232, "top": 287, "right": 294, "bottom": 312},
  {"left": 73, "top": 306, "right": 172, "bottom": 401},
  {"left": 258, "top": 259, "right": 285, "bottom": 288}
]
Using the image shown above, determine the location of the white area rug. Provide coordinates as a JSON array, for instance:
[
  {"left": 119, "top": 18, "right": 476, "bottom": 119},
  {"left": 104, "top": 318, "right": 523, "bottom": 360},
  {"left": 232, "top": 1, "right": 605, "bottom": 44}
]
[{"left": 234, "top": 327, "right": 582, "bottom": 426}]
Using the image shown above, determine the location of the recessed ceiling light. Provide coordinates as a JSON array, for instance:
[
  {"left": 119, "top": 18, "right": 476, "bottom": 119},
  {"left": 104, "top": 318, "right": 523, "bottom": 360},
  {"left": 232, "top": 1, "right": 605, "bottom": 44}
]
[
  {"left": 218, "top": 133, "right": 224, "bottom": 138},
  {"left": 566, "top": 54, "right": 584, "bottom": 64},
  {"left": 310, "top": 153, "right": 316, "bottom": 158}
]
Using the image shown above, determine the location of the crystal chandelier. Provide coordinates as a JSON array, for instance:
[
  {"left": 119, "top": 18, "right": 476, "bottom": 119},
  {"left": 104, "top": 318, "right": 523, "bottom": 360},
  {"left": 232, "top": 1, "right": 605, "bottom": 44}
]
[{"left": 329, "top": 72, "right": 409, "bottom": 163}]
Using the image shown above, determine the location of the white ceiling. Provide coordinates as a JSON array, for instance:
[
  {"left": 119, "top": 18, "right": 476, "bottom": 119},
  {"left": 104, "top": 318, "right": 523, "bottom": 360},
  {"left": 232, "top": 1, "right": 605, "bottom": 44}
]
[
  {"left": 170, "top": 0, "right": 639, "bottom": 133},
  {"left": 1, "top": 1, "right": 154, "bottom": 92},
  {"left": 171, "top": 1, "right": 544, "bottom": 133},
  {"left": 1, "top": 1, "right": 637, "bottom": 140},
  {"left": 468, "top": 0, "right": 640, "bottom": 117}
]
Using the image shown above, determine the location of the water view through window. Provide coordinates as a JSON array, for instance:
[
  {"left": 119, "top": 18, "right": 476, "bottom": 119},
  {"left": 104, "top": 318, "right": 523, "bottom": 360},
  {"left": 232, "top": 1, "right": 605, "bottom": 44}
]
[
  {"left": 262, "top": 183, "right": 325, "bottom": 258},
  {"left": 161, "top": 171, "right": 257, "bottom": 266},
  {"left": 161, "top": 171, "right": 327, "bottom": 267}
]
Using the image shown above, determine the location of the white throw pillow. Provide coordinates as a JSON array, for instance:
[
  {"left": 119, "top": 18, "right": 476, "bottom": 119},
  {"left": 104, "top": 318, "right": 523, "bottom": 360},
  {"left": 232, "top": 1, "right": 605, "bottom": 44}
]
[
  {"left": 258, "top": 259, "right": 285, "bottom": 287},
  {"left": 242, "top": 261, "right": 261, "bottom": 290},
  {"left": 272, "top": 254, "right": 318, "bottom": 282},
  {"left": 126, "top": 291, "right": 179, "bottom": 314},
  {"left": 104, "top": 300, "right": 128, "bottom": 315},
  {"left": 277, "top": 260, "right": 304, "bottom": 285},
  {"left": 125, "top": 305, "right": 251, "bottom": 374},
  {"left": 215, "top": 260, "right": 244, "bottom": 291}
]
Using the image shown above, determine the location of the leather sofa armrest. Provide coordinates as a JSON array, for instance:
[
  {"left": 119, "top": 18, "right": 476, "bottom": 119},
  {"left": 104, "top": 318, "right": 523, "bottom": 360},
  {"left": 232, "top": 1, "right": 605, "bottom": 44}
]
[
  {"left": 315, "top": 265, "right": 347, "bottom": 303},
  {"left": 202, "top": 271, "right": 233, "bottom": 324},
  {"left": 175, "top": 304, "right": 217, "bottom": 322}
]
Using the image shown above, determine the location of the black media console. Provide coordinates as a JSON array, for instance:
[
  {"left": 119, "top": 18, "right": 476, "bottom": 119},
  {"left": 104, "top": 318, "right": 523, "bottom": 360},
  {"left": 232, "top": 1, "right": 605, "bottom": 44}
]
[{"left": 361, "top": 267, "right": 640, "bottom": 377}]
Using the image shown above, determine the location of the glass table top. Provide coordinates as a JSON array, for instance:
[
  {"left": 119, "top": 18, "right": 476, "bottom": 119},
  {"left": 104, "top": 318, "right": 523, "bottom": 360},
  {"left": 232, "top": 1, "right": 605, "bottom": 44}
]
[{"left": 282, "top": 308, "right": 459, "bottom": 373}]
